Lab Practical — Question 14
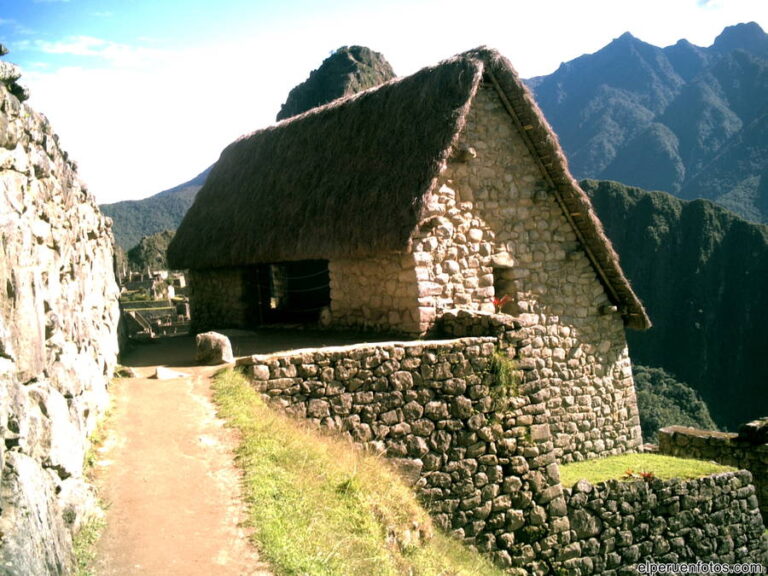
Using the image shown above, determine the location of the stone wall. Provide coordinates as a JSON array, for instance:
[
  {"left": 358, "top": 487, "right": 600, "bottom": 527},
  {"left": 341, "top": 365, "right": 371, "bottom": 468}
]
[
  {"left": 561, "top": 472, "right": 767, "bottom": 574},
  {"left": 329, "top": 255, "right": 420, "bottom": 335},
  {"left": 658, "top": 420, "right": 768, "bottom": 523},
  {"left": 0, "top": 71, "right": 120, "bottom": 574},
  {"left": 238, "top": 333, "right": 767, "bottom": 573},
  {"left": 188, "top": 268, "right": 247, "bottom": 333},
  {"left": 237, "top": 335, "right": 573, "bottom": 573},
  {"left": 431, "top": 83, "right": 642, "bottom": 463}
]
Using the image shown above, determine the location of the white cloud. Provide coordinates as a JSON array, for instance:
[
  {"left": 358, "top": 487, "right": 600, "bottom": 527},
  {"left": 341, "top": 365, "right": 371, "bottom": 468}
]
[
  {"left": 35, "top": 36, "right": 162, "bottom": 67},
  {"left": 19, "top": 0, "right": 768, "bottom": 205}
]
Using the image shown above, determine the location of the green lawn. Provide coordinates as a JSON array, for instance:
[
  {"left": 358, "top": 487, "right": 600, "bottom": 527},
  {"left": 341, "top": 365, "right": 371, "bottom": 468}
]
[
  {"left": 212, "top": 368, "right": 507, "bottom": 576},
  {"left": 559, "top": 453, "right": 736, "bottom": 488}
]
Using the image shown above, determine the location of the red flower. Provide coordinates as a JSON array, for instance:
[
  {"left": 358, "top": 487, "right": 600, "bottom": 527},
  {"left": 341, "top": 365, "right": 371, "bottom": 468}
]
[{"left": 493, "top": 295, "right": 510, "bottom": 311}]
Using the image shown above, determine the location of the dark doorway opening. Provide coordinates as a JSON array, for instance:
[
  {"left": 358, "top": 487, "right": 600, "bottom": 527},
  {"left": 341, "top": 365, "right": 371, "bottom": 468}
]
[{"left": 245, "top": 260, "right": 330, "bottom": 325}]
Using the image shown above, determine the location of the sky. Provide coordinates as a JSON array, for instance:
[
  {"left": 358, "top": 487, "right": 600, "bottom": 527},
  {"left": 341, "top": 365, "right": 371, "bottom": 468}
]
[{"left": 1, "top": 0, "right": 766, "bottom": 205}]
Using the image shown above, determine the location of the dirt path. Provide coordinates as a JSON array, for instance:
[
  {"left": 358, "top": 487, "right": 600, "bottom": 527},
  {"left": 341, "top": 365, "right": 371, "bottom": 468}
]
[{"left": 93, "top": 337, "right": 271, "bottom": 576}]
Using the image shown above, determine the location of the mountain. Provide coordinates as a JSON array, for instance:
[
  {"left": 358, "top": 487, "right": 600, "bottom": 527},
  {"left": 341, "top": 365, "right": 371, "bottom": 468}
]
[
  {"left": 583, "top": 179, "right": 768, "bottom": 430},
  {"left": 101, "top": 166, "right": 210, "bottom": 250},
  {"left": 104, "top": 46, "right": 395, "bottom": 250},
  {"left": 126, "top": 229, "right": 175, "bottom": 272},
  {"left": 276, "top": 45, "right": 395, "bottom": 121},
  {"left": 633, "top": 365, "right": 719, "bottom": 443},
  {"left": 530, "top": 22, "right": 768, "bottom": 223}
]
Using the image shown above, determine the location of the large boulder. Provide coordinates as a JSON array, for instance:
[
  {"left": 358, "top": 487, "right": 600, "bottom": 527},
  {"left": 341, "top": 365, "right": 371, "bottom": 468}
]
[{"left": 195, "top": 332, "right": 234, "bottom": 365}]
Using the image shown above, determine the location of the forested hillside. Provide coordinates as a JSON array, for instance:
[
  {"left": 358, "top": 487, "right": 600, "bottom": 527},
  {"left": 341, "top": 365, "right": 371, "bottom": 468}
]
[{"left": 584, "top": 179, "right": 768, "bottom": 429}]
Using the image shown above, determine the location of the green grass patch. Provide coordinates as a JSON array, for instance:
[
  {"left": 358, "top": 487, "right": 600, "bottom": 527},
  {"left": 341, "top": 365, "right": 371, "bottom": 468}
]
[
  {"left": 73, "top": 516, "right": 105, "bottom": 576},
  {"left": 212, "top": 368, "right": 505, "bottom": 576},
  {"left": 73, "top": 401, "right": 114, "bottom": 575},
  {"left": 559, "top": 453, "right": 737, "bottom": 488}
]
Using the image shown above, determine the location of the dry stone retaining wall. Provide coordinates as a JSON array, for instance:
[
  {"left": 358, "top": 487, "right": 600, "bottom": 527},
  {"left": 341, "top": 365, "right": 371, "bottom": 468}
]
[
  {"left": 659, "top": 420, "right": 768, "bottom": 523},
  {"left": 561, "top": 472, "right": 767, "bottom": 574},
  {"left": 0, "top": 74, "right": 120, "bottom": 574},
  {"left": 237, "top": 334, "right": 573, "bottom": 573},
  {"left": 238, "top": 330, "right": 768, "bottom": 573}
]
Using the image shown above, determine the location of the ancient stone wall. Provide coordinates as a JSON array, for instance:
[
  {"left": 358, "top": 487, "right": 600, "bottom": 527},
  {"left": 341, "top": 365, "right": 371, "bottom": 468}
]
[
  {"left": 188, "top": 268, "right": 247, "bottom": 333},
  {"left": 238, "top": 331, "right": 767, "bottom": 573},
  {"left": 431, "top": 84, "right": 642, "bottom": 463},
  {"left": 329, "top": 255, "right": 421, "bottom": 335},
  {"left": 237, "top": 334, "right": 572, "bottom": 573},
  {"left": 0, "top": 74, "right": 120, "bottom": 573},
  {"left": 658, "top": 420, "right": 768, "bottom": 523},
  {"left": 561, "top": 472, "right": 767, "bottom": 573}
]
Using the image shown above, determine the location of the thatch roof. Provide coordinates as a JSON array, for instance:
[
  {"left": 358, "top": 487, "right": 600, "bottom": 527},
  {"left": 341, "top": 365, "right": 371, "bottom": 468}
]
[{"left": 168, "top": 48, "right": 650, "bottom": 330}]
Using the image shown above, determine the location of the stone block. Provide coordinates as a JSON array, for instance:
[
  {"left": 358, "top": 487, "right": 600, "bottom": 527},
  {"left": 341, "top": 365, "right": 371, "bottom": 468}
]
[{"left": 195, "top": 331, "right": 234, "bottom": 365}]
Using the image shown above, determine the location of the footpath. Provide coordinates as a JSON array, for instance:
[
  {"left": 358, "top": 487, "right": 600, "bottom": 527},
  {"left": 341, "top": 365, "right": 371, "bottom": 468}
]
[{"left": 92, "top": 336, "right": 271, "bottom": 576}]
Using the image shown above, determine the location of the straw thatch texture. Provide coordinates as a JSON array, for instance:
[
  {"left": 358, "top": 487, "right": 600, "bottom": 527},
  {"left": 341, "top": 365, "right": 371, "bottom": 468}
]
[
  {"left": 167, "top": 57, "right": 481, "bottom": 267},
  {"left": 167, "top": 47, "right": 650, "bottom": 330}
]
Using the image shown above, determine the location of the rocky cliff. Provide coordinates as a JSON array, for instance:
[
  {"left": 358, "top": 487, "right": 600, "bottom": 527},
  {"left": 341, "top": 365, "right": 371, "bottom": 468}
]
[
  {"left": 276, "top": 45, "right": 395, "bottom": 121},
  {"left": 0, "top": 51, "right": 120, "bottom": 575}
]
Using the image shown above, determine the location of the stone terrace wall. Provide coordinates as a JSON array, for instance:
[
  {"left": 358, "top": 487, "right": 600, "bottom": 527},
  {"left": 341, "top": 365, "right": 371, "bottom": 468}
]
[
  {"left": 237, "top": 335, "right": 573, "bottom": 573},
  {"left": 420, "top": 83, "right": 642, "bottom": 464},
  {"left": 0, "top": 75, "right": 120, "bottom": 573},
  {"left": 659, "top": 420, "right": 768, "bottom": 522},
  {"left": 561, "top": 472, "right": 767, "bottom": 574}
]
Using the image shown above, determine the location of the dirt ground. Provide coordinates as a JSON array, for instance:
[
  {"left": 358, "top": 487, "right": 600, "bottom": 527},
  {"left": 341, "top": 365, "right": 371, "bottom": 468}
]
[
  {"left": 92, "top": 334, "right": 272, "bottom": 576},
  {"left": 92, "top": 328, "right": 398, "bottom": 575}
]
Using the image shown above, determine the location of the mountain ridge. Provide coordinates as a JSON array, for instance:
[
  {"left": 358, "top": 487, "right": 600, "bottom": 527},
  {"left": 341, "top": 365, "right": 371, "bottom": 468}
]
[{"left": 530, "top": 21, "right": 768, "bottom": 223}]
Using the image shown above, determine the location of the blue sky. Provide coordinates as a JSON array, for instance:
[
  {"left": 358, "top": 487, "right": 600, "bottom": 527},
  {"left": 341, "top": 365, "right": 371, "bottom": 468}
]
[{"left": 1, "top": 0, "right": 766, "bottom": 204}]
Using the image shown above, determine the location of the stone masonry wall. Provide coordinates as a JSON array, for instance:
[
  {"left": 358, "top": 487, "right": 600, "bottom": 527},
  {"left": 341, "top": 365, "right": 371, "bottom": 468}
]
[
  {"left": 189, "top": 268, "right": 247, "bottom": 333},
  {"left": 561, "top": 472, "right": 767, "bottom": 574},
  {"left": 237, "top": 332, "right": 767, "bottom": 573},
  {"left": 329, "top": 255, "right": 420, "bottom": 335},
  {"left": 0, "top": 73, "right": 120, "bottom": 574},
  {"left": 659, "top": 420, "right": 768, "bottom": 523},
  {"left": 237, "top": 335, "right": 573, "bottom": 574},
  {"left": 423, "top": 84, "right": 642, "bottom": 463}
]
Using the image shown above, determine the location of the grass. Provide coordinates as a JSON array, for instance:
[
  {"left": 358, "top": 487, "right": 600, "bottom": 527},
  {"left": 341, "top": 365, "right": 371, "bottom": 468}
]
[
  {"left": 73, "top": 385, "right": 116, "bottom": 576},
  {"left": 490, "top": 351, "right": 520, "bottom": 412},
  {"left": 559, "top": 453, "right": 737, "bottom": 488},
  {"left": 73, "top": 516, "right": 106, "bottom": 576},
  {"left": 212, "top": 368, "right": 506, "bottom": 576}
]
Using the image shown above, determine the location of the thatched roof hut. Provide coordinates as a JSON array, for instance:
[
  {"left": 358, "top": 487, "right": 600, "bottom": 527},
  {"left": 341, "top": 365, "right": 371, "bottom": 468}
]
[{"left": 168, "top": 47, "right": 650, "bottom": 330}]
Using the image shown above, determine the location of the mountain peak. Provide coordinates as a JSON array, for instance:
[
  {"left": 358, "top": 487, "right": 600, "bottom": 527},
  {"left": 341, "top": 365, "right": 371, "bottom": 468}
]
[
  {"left": 614, "top": 31, "right": 639, "bottom": 44},
  {"left": 712, "top": 22, "right": 768, "bottom": 57},
  {"left": 276, "top": 45, "right": 395, "bottom": 121}
]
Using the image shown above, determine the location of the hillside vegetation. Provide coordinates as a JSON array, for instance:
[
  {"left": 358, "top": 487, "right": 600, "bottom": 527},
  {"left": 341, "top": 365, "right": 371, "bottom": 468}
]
[
  {"left": 633, "top": 365, "right": 719, "bottom": 442},
  {"left": 100, "top": 167, "right": 209, "bottom": 249},
  {"left": 585, "top": 179, "right": 768, "bottom": 430},
  {"left": 530, "top": 22, "right": 768, "bottom": 223},
  {"left": 212, "top": 368, "right": 505, "bottom": 576},
  {"left": 125, "top": 230, "right": 175, "bottom": 272}
]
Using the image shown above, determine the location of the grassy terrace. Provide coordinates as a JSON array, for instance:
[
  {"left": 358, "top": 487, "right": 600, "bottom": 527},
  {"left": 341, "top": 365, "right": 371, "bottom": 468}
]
[
  {"left": 213, "top": 368, "right": 506, "bottom": 576},
  {"left": 559, "top": 453, "right": 737, "bottom": 488}
]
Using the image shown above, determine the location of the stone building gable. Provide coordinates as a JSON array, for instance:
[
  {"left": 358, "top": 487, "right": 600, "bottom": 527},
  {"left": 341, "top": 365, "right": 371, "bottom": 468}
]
[{"left": 414, "top": 84, "right": 642, "bottom": 462}]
